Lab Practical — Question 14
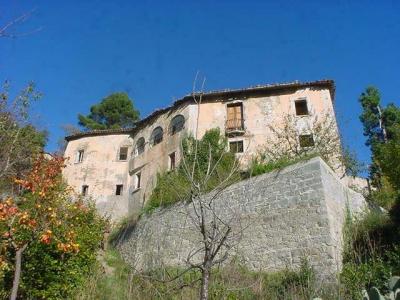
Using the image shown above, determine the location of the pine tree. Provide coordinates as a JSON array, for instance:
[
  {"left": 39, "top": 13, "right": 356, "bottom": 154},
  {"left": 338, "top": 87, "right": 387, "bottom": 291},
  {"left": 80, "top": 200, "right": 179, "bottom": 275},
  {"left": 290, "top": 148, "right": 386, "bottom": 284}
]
[{"left": 78, "top": 92, "right": 140, "bottom": 130}]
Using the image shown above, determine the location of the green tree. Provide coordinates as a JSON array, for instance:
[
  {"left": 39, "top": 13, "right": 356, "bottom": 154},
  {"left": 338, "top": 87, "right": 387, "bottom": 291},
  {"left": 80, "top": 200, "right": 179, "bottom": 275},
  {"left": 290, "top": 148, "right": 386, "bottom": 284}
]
[
  {"left": 359, "top": 87, "right": 400, "bottom": 188},
  {"left": 78, "top": 93, "right": 140, "bottom": 130},
  {"left": 359, "top": 87, "right": 386, "bottom": 147},
  {"left": 0, "top": 82, "right": 47, "bottom": 192}
]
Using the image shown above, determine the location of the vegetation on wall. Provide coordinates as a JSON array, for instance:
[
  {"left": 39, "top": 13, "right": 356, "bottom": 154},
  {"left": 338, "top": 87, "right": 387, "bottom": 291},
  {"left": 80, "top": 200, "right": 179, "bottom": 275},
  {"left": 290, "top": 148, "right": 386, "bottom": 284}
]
[
  {"left": 249, "top": 112, "right": 361, "bottom": 178},
  {"left": 145, "top": 128, "right": 240, "bottom": 213}
]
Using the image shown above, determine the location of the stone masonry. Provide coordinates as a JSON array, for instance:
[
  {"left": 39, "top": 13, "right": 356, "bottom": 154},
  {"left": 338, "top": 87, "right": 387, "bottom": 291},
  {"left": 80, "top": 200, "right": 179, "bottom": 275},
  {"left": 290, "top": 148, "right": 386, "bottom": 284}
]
[{"left": 116, "top": 157, "right": 366, "bottom": 280}]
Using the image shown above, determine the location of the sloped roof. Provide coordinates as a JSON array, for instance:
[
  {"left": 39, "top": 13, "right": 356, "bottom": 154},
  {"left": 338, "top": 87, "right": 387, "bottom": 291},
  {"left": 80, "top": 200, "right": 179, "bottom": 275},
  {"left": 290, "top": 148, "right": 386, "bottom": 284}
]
[{"left": 65, "top": 79, "right": 335, "bottom": 141}]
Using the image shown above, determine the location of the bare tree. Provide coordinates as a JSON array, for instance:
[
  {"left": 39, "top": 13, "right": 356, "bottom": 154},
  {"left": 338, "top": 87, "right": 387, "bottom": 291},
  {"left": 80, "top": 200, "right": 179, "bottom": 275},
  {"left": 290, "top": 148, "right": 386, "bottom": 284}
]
[
  {"left": 256, "top": 112, "right": 346, "bottom": 176},
  {"left": 0, "top": 82, "right": 45, "bottom": 191},
  {"left": 152, "top": 76, "right": 249, "bottom": 300},
  {"left": 181, "top": 84, "right": 239, "bottom": 300}
]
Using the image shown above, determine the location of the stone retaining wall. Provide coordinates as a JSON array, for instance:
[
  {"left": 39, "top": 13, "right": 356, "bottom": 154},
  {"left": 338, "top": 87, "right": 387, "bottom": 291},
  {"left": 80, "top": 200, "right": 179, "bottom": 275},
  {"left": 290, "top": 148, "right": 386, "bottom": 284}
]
[{"left": 116, "top": 157, "right": 366, "bottom": 280}]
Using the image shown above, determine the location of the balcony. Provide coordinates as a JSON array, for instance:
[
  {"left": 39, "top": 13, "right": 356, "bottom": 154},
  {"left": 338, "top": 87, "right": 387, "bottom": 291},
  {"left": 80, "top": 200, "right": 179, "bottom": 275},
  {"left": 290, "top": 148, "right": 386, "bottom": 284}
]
[{"left": 225, "top": 119, "right": 245, "bottom": 136}]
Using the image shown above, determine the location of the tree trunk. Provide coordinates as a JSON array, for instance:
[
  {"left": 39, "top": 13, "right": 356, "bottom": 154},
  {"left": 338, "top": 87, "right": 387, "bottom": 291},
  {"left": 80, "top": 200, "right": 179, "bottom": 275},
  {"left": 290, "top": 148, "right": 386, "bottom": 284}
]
[
  {"left": 200, "top": 267, "right": 210, "bottom": 300},
  {"left": 10, "top": 244, "right": 27, "bottom": 300}
]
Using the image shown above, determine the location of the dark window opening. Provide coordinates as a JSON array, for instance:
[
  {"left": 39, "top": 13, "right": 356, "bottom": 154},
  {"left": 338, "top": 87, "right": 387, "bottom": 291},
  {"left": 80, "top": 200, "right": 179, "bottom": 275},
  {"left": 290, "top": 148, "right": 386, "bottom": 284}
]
[
  {"left": 136, "top": 138, "right": 145, "bottom": 156},
  {"left": 151, "top": 127, "right": 163, "bottom": 146},
  {"left": 82, "top": 185, "right": 89, "bottom": 196},
  {"left": 119, "top": 147, "right": 128, "bottom": 160},
  {"left": 229, "top": 141, "right": 244, "bottom": 153},
  {"left": 135, "top": 173, "right": 141, "bottom": 189},
  {"left": 299, "top": 134, "right": 315, "bottom": 148},
  {"left": 169, "top": 152, "right": 176, "bottom": 170},
  {"left": 295, "top": 99, "right": 309, "bottom": 116},
  {"left": 170, "top": 115, "right": 185, "bottom": 135},
  {"left": 77, "top": 150, "right": 84, "bottom": 163},
  {"left": 116, "top": 184, "right": 123, "bottom": 196}
]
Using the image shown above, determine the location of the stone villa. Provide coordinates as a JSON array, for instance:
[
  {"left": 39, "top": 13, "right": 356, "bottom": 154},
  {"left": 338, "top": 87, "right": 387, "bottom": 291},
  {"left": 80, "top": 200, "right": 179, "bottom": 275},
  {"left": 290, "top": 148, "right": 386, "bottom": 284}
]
[{"left": 63, "top": 79, "right": 338, "bottom": 220}]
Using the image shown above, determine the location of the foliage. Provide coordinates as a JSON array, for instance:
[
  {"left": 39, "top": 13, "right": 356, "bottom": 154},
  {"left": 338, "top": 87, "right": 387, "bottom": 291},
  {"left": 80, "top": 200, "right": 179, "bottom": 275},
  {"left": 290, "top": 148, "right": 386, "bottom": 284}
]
[
  {"left": 145, "top": 171, "right": 191, "bottom": 213},
  {"left": 78, "top": 92, "right": 140, "bottom": 130},
  {"left": 256, "top": 112, "right": 349, "bottom": 176},
  {"left": 341, "top": 209, "right": 400, "bottom": 299},
  {"left": 359, "top": 87, "right": 386, "bottom": 148},
  {"left": 368, "top": 177, "right": 398, "bottom": 210},
  {"left": 375, "top": 125, "right": 400, "bottom": 191},
  {"left": 342, "top": 146, "right": 365, "bottom": 177},
  {"left": 359, "top": 86, "right": 400, "bottom": 188},
  {"left": 0, "top": 155, "right": 106, "bottom": 299},
  {"left": 362, "top": 276, "right": 400, "bottom": 300},
  {"left": 247, "top": 153, "right": 319, "bottom": 177},
  {"left": 0, "top": 81, "right": 47, "bottom": 191},
  {"left": 76, "top": 248, "right": 327, "bottom": 300},
  {"left": 145, "top": 128, "right": 240, "bottom": 213}
]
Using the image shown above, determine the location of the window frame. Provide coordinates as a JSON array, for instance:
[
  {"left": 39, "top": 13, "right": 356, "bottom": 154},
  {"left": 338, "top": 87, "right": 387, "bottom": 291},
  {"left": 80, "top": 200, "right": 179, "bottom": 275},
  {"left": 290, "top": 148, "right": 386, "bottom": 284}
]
[
  {"left": 299, "top": 134, "right": 315, "bottom": 148},
  {"left": 115, "top": 184, "right": 124, "bottom": 196},
  {"left": 81, "top": 185, "right": 89, "bottom": 196},
  {"left": 134, "top": 172, "right": 141, "bottom": 190},
  {"left": 294, "top": 99, "right": 309, "bottom": 116},
  {"left": 118, "top": 146, "right": 129, "bottom": 161},
  {"left": 169, "top": 152, "right": 176, "bottom": 171},
  {"left": 150, "top": 127, "right": 164, "bottom": 146},
  {"left": 169, "top": 115, "right": 185, "bottom": 135},
  {"left": 135, "top": 137, "right": 145, "bottom": 156},
  {"left": 226, "top": 102, "right": 244, "bottom": 130},
  {"left": 229, "top": 140, "right": 244, "bottom": 153},
  {"left": 76, "top": 149, "right": 84, "bottom": 163}
]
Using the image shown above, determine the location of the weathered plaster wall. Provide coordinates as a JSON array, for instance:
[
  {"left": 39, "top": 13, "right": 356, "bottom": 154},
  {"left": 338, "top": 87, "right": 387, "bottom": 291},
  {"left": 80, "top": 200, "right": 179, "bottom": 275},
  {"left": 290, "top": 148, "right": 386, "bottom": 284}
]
[
  {"left": 63, "top": 134, "right": 132, "bottom": 220},
  {"left": 63, "top": 86, "right": 339, "bottom": 221},
  {"left": 190, "top": 87, "right": 337, "bottom": 167},
  {"left": 116, "top": 157, "right": 366, "bottom": 280},
  {"left": 128, "top": 103, "right": 190, "bottom": 213}
]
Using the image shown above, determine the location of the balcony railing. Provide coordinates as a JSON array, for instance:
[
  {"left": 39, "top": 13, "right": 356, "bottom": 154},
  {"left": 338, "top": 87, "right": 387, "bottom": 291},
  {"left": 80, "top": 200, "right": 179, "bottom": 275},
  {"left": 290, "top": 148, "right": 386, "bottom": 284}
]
[{"left": 225, "top": 119, "right": 244, "bottom": 133}]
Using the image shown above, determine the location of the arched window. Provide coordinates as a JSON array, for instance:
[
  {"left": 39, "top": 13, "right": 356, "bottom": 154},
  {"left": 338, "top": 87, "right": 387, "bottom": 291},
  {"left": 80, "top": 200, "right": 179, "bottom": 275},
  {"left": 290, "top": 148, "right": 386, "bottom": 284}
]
[
  {"left": 135, "top": 137, "right": 145, "bottom": 156},
  {"left": 169, "top": 115, "right": 185, "bottom": 135},
  {"left": 150, "top": 127, "right": 163, "bottom": 146}
]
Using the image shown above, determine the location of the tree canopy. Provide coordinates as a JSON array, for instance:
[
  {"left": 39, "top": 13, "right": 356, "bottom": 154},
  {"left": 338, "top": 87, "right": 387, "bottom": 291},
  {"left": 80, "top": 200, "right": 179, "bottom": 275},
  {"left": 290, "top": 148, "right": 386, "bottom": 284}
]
[
  {"left": 0, "top": 82, "right": 47, "bottom": 191},
  {"left": 78, "top": 92, "right": 140, "bottom": 130},
  {"left": 359, "top": 86, "right": 400, "bottom": 190}
]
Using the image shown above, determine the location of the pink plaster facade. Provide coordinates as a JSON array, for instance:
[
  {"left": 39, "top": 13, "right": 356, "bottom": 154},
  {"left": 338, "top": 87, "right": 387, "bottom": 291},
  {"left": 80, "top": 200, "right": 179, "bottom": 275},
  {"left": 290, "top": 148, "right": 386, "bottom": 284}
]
[{"left": 63, "top": 80, "right": 338, "bottom": 221}]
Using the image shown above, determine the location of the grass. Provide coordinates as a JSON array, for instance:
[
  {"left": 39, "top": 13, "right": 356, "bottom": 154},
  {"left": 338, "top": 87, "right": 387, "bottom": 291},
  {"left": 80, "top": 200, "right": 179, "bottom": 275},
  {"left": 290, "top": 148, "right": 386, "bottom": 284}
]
[
  {"left": 245, "top": 153, "right": 319, "bottom": 178},
  {"left": 75, "top": 248, "right": 342, "bottom": 300},
  {"left": 341, "top": 208, "right": 400, "bottom": 299}
]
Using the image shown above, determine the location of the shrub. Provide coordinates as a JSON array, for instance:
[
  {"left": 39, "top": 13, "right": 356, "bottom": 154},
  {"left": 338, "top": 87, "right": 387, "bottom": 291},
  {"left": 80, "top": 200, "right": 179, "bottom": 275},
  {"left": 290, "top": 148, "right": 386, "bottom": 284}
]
[
  {"left": 0, "top": 156, "right": 107, "bottom": 299},
  {"left": 145, "top": 128, "right": 240, "bottom": 213},
  {"left": 247, "top": 153, "right": 318, "bottom": 178},
  {"left": 341, "top": 209, "right": 400, "bottom": 299},
  {"left": 76, "top": 250, "right": 324, "bottom": 300},
  {"left": 19, "top": 201, "right": 106, "bottom": 299}
]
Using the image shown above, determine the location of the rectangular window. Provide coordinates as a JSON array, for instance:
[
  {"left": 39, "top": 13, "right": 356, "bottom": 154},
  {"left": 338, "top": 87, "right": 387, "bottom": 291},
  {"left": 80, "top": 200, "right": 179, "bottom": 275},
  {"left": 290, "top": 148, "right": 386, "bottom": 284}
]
[
  {"left": 76, "top": 150, "right": 84, "bottom": 163},
  {"left": 135, "top": 173, "right": 141, "bottom": 189},
  {"left": 295, "top": 99, "right": 309, "bottom": 116},
  {"left": 229, "top": 141, "right": 244, "bottom": 153},
  {"left": 115, "top": 184, "right": 123, "bottom": 196},
  {"left": 226, "top": 103, "right": 243, "bottom": 130},
  {"left": 82, "top": 185, "right": 89, "bottom": 196},
  {"left": 169, "top": 152, "right": 176, "bottom": 171},
  {"left": 299, "top": 134, "right": 315, "bottom": 148},
  {"left": 119, "top": 147, "right": 128, "bottom": 161}
]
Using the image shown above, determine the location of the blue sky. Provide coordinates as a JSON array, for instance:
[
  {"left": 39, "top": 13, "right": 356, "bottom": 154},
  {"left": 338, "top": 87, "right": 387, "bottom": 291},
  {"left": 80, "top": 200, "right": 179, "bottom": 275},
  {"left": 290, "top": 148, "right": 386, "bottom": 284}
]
[{"left": 1, "top": 0, "right": 399, "bottom": 166}]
